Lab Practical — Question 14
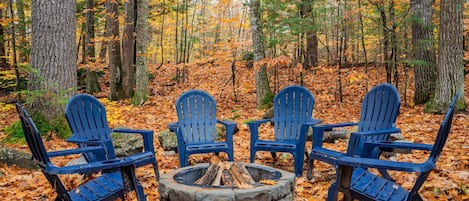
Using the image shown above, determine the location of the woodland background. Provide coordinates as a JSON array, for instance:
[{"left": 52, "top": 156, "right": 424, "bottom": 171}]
[{"left": 0, "top": 0, "right": 467, "bottom": 200}]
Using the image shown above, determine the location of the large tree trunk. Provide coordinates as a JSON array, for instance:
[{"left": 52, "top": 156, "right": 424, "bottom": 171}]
[
  {"left": 431, "top": 0, "right": 465, "bottom": 112},
  {"left": 107, "top": 0, "right": 125, "bottom": 100},
  {"left": 249, "top": 0, "right": 264, "bottom": 61},
  {"left": 30, "top": 0, "right": 76, "bottom": 119},
  {"left": 411, "top": 0, "right": 436, "bottom": 104},
  {"left": 122, "top": 0, "right": 136, "bottom": 98},
  {"left": 132, "top": 0, "right": 149, "bottom": 105}
]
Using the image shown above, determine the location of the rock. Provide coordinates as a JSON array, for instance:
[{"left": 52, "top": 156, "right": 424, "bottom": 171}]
[
  {"left": 389, "top": 133, "right": 405, "bottom": 141},
  {"left": 162, "top": 150, "right": 176, "bottom": 156},
  {"left": 262, "top": 107, "right": 274, "bottom": 119},
  {"left": 158, "top": 130, "right": 178, "bottom": 152},
  {"left": 322, "top": 130, "right": 349, "bottom": 143},
  {"left": 66, "top": 155, "right": 88, "bottom": 166},
  {"left": 111, "top": 132, "right": 144, "bottom": 157},
  {"left": 0, "top": 146, "right": 39, "bottom": 170},
  {"left": 391, "top": 140, "right": 413, "bottom": 154}
]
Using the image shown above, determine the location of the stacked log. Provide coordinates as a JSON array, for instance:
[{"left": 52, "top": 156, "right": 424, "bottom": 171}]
[{"left": 194, "top": 156, "right": 256, "bottom": 189}]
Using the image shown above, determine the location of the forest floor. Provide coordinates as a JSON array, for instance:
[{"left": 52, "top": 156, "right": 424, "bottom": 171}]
[{"left": 0, "top": 57, "right": 468, "bottom": 200}]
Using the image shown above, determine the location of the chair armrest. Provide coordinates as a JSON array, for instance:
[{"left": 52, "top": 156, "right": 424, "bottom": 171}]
[
  {"left": 312, "top": 122, "right": 358, "bottom": 147},
  {"left": 351, "top": 127, "right": 401, "bottom": 136},
  {"left": 47, "top": 146, "right": 106, "bottom": 158},
  {"left": 218, "top": 120, "right": 236, "bottom": 148},
  {"left": 362, "top": 141, "right": 432, "bottom": 158},
  {"left": 167, "top": 121, "right": 178, "bottom": 132},
  {"left": 45, "top": 157, "right": 136, "bottom": 175},
  {"left": 302, "top": 119, "right": 322, "bottom": 126},
  {"left": 348, "top": 127, "right": 401, "bottom": 158},
  {"left": 247, "top": 119, "right": 272, "bottom": 143},
  {"left": 112, "top": 128, "right": 155, "bottom": 153},
  {"left": 218, "top": 119, "right": 237, "bottom": 128},
  {"left": 65, "top": 136, "right": 102, "bottom": 145},
  {"left": 338, "top": 155, "right": 436, "bottom": 173},
  {"left": 247, "top": 119, "right": 272, "bottom": 127},
  {"left": 314, "top": 122, "right": 358, "bottom": 130},
  {"left": 364, "top": 141, "right": 432, "bottom": 152}
]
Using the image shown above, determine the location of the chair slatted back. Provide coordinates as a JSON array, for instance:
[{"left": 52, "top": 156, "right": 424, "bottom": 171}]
[
  {"left": 175, "top": 90, "right": 218, "bottom": 144},
  {"left": 65, "top": 94, "right": 115, "bottom": 161},
  {"left": 430, "top": 94, "right": 458, "bottom": 162},
  {"left": 272, "top": 86, "right": 315, "bottom": 141},
  {"left": 15, "top": 104, "right": 70, "bottom": 199},
  {"left": 347, "top": 83, "right": 401, "bottom": 157}
]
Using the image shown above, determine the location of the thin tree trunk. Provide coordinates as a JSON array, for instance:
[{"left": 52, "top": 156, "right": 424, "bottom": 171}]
[
  {"left": 390, "top": 0, "right": 398, "bottom": 88},
  {"left": 84, "top": 0, "right": 101, "bottom": 94},
  {"left": 122, "top": 0, "right": 136, "bottom": 98},
  {"left": 107, "top": 0, "right": 125, "bottom": 100},
  {"left": 132, "top": 0, "right": 150, "bottom": 105},
  {"left": 358, "top": 0, "right": 368, "bottom": 89},
  {"left": 411, "top": 0, "right": 436, "bottom": 104},
  {"left": 249, "top": 0, "right": 264, "bottom": 61},
  {"left": 16, "top": 0, "right": 28, "bottom": 63},
  {"left": 175, "top": 0, "right": 179, "bottom": 64},
  {"left": 0, "top": 2, "right": 8, "bottom": 70},
  {"left": 303, "top": 0, "right": 318, "bottom": 70},
  {"left": 158, "top": 0, "right": 166, "bottom": 68},
  {"left": 8, "top": 0, "right": 18, "bottom": 92},
  {"left": 98, "top": 29, "right": 107, "bottom": 62}
]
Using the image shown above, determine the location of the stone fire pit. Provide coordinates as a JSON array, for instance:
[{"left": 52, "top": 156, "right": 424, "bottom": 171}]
[{"left": 159, "top": 163, "right": 295, "bottom": 201}]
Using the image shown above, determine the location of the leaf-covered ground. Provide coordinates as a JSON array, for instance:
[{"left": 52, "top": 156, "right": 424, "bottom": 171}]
[{"left": 0, "top": 58, "right": 468, "bottom": 200}]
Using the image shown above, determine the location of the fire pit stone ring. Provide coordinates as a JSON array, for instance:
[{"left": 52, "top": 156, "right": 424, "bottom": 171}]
[{"left": 159, "top": 163, "right": 295, "bottom": 201}]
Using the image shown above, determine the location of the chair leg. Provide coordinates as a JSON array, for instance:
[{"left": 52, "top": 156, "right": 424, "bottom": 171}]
[
  {"left": 294, "top": 153, "right": 304, "bottom": 177},
  {"left": 326, "top": 182, "right": 338, "bottom": 201},
  {"left": 306, "top": 159, "right": 314, "bottom": 180},
  {"left": 250, "top": 150, "right": 256, "bottom": 163},
  {"left": 179, "top": 150, "right": 187, "bottom": 167},
  {"left": 227, "top": 151, "right": 234, "bottom": 161},
  {"left": 153, "top": 162, "right": 159, "bottom": 180},
  {"left": 271, "top": 152, "right": 277, "bottom": 163}
]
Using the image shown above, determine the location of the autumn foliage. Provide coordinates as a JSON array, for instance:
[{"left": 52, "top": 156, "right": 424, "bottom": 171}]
[{"left": 0, "top": 58, "right": 468, "bottom": 200}]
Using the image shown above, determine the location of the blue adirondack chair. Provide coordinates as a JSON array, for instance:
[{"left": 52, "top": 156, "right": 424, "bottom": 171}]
[
  {"left": 248, "top": 85, "right": 321, "bottom": 176},
  {"left": 327, "top": 94, "right": 459, "bottom": 201},
  {"left": 174, "top": 90, "right": 236, "bottom": 167},
  {"left": 307, "top": 83, "right": 401, "bottom": 180},
  {"left": 65, "top": 94, "right": 159, "bottom": 179},
  {"left": 15, "top": 103, "right": 146, "bottom": 201}
]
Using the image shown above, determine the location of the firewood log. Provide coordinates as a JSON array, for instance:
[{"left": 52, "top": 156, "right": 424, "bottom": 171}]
[{"left": 194, "top": 163, "right": 220, "bottom": 185}]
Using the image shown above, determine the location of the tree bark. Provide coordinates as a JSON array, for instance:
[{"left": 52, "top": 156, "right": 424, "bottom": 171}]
[
  {"left": 0, "top": 2, "right": 8, "bottom": 70},
  {"left": 84, "top": 0, "right": 101, "bottom": 94},
  {"left": 107, "top": 0, "right": 125, "bottom": 100},
  {"left": 132, "top": 0, "right": 150, "bottom": 105},
  {"left": 122, "top": 0, "right": 137, "bottom": 98},
  {"left": 29, "top": 0, "right": 76, "bottom": 119},
  {"left": 16, "top": 0, "right": 28, "bottom": 63},
  {"left": 302, "top": 0, "right": 318, "bottom": 69},
  {"left": 411, "top": 0, "right": 436, "bottom": 104},
  {"left": 255, "top": 64, "right": 273, "bottom": 109},
  {"left": 431, "top": 0, "right": 465, "bottom": 112},
  {"left": 85, "top": 0, "right": 96, "bottom": 62},
  {"left": 249, "top": 0, "right": 264, "bottom": 61}
]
